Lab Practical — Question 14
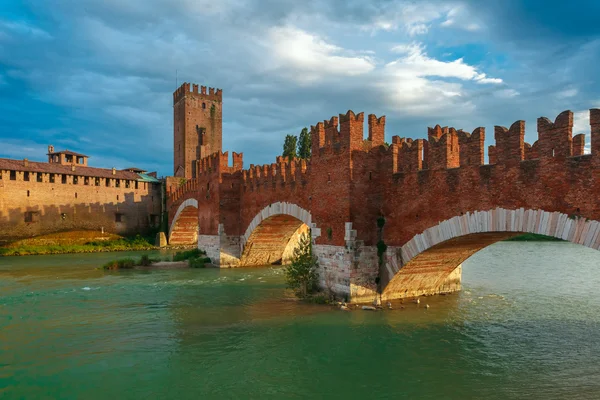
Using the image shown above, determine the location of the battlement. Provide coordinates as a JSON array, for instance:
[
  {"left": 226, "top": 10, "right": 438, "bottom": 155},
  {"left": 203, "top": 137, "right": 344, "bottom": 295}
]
[
  {"left": 309, "top": 109, "right": 598, "bottom": 175},
  {"left": 197, "top": 151, "right": 243, "bottom": 176},
  {"left": 310, "top": 110, "right": 387, "bottom": 155},
  {"left": 457, "top": 128, "right": 485, "bottom": 167},
  {"left": 173, "top": 82, "right": 223, "bottom": 104},
  {"left": 242, "top": 157, "right": 309, "bottom": 189},
  {"left": 427, "top": 126, "right": 460, "bottom": 169}
]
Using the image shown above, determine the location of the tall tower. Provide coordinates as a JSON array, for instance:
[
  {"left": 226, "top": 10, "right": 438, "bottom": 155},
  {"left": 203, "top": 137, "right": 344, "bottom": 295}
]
[{"left": 173, "top": 82, "right": 223, "bottom": 178}]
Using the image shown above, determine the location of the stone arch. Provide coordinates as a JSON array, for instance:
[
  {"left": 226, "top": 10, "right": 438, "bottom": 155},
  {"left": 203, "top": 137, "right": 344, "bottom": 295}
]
[
  {"left": 381, "top": 207, "right": 600, "bottom": 301},
  {"left": 168, "top": 198, "right": 199, "bottom": 245},
  {"left": 239, "top": 202, "right": 319, "bottom": 266}
]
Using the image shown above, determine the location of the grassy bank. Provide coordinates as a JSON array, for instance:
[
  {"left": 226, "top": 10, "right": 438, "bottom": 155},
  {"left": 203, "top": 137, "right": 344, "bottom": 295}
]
[
  {"left": 0, "top": 231, "right": 158, "bottom": 256},
  {"left": 504, "top": 233, "right": 564, "bottom": 241}
]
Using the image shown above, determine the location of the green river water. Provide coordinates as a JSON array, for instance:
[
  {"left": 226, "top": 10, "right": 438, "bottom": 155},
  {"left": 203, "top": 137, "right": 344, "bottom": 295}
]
[{"left": 1, "top": 241, "right": 600, "bottom": 399}]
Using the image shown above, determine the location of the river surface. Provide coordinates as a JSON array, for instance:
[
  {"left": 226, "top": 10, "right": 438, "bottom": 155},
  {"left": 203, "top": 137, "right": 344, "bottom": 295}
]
[{"left": 1, "top": 242, "right": 600, "bottom": 399}]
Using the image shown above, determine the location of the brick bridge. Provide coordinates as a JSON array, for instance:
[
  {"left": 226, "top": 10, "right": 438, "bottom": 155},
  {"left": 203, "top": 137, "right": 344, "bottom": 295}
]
[{"left": 167, "top": 107, "right": 600, "bottom": 303}]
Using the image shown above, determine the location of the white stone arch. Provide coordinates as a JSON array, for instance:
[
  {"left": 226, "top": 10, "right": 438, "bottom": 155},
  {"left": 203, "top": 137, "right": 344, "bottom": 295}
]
[
  {"left": 168, "top": 198, "right": 198, "bottom": 239},
  {"left": 240, "top": 202, "right": 320, "bottom": 253},
  {"left": 385, "top": 207, "right": 600, "bottom": 277}
]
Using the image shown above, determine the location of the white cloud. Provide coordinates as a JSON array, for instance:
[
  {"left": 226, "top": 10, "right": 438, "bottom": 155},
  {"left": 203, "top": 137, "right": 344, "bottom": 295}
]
[
  {"left": 359, "top": 2, "right": 453, "bottom": 36},
  {"left": 263, "top": 26, "right": 376, "bottom": 83},
  {"left": 388, "top": 43, "right": 502, "bottom": 83},
  {"left": 406, "top": 24, "right": 429, "bottom": 36},
  {"left": 440, "top": 5, "right": 481, "bottom": 32},
  {"left": 475, "top": 74, "right": 503, "bottom": 84},
  {"left": 556, "top": 87, "right": 578, "bottom": 99},
  {"left": 494, "top": 89, "right": 520, "bottom": 98}
]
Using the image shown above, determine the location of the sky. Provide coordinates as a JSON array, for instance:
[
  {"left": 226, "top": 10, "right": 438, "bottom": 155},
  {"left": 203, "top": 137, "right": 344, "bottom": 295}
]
[{"left": 1, "top": 0, "right": 599, "bottom": 176}]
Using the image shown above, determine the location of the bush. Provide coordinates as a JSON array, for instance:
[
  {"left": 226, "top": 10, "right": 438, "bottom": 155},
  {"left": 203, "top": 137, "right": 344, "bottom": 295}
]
[
  {"left": 284, "top": 232, "right": 319, "bottom": 298},
  {"left": 103, "top": 258, "right": 136, "bottom": 270},
  {"left": 173, "top": 248, "right": 206, "bottom": 261},
  {"left": 189, "top": 256, "right": 211, "bottom": 268},
  {"left": 140, "top": 254, "right": 152, "bottom": 266}
]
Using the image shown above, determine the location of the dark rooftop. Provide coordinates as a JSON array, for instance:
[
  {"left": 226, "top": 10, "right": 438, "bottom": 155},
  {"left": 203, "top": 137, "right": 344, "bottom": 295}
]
[
  {"left": 0, "top": 158, "right": 142, "bottom": 180},
  {"left": 47, "top": 149, "right": 89, "bottom": 158}
]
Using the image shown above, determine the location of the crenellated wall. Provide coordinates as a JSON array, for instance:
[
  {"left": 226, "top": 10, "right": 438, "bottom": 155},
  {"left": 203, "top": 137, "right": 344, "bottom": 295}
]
[{"left": 167, "top": 103, "right": 600, "bottom": 302}]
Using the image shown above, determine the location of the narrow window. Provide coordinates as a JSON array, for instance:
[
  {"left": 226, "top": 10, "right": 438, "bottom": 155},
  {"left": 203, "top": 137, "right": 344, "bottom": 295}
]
[
  {"left": 327, "top": 173, "right": 331, "bottom": 183},
  {"left": 135, "top": 181, "right": 138, "bottom": 189},
  {"left": 10, "top": 170, "right": 16, "bottom": 180},
  {"left": 369, "top": 172, "right": 372, "bottom": 180},
  {"left": 552, "top": 148, "right": 555, "bottom": 157},
  {"left": 84, "top": 176, "right": 89, "bottom": 185},
  {"left": 125, "top": 180, "right": 130, "bottom": 188},
  {"left": 75, "top": 192, "right": 78, "bottom": 199},
  {"left": 23, "top": 172, "right": 30, "bottom": 182},
  {"left": 49, "top": 174, "right": 55, "bottom": 183},
  {"left": 115, "top": 179, "right": 120, "bottom": 188},
  {"left": 202, "top": 102, "right": 206, "bottom": 109},
  {"left": 73, "top": 176, "right": 78, "bottom": 185},
  {"left": 37, "top": 173, "right": 43, "bottom": 182},
  {"left": 117, "top": 195, "right": 119, "bottom": 201},
  {"left": 95, "top": 177, "right": 100, "bottom": 186},
  {"left": 27, "top": 190, "right": 30, "bottom": 197},
  {"left": 61, "top": 174, "right": 67, "bottom": 184},
  {"left": 105, "top": 178, "right": 110, "bottom": 187},
  {"left": 0, "top": 171, "right": 2, "bottom": 179}
]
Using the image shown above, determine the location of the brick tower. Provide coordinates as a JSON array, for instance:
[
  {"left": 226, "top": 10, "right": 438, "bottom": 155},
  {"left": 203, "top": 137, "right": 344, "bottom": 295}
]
[{"left": 173, "top": 82, "right": 223, "bottom": 178}]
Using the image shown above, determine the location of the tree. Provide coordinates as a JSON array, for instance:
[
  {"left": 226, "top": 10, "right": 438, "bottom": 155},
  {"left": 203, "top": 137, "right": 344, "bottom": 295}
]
[
  {"left": 283, "top": 134, "right": 298, "bottom": 160},
  {"left": 284, "top": 232, "right": 319, "bottom": 298},
  {"left": 297, "top": 127, "right": 311, "bottom": 159}
]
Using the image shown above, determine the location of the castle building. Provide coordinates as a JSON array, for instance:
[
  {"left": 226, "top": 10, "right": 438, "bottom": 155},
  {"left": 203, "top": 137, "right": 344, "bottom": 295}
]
[
  {"left": 0, "top": 146, "right": 162, "bottom": 243},
  {"left": 173, "top": 83, "right": 223, "bottom": 178}
]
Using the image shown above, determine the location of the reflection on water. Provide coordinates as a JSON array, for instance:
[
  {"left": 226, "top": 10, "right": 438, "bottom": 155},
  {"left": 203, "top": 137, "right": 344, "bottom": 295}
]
[{"left": 1, "top": 241, "right": 600, "bottom": 399}]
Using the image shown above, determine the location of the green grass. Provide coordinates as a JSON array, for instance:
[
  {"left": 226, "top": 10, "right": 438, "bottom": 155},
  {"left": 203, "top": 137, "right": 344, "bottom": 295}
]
[
  {"left": 504, "top": 233, "right": 564, "bottom": 242},
  {"left": 0, "top": 234, "right": 157, "bottom": 257}
]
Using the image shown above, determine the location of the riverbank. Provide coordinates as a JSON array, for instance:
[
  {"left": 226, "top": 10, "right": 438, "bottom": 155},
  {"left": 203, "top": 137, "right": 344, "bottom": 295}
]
[{"left": 0, "top": 231, "right": 164, "bottom": 257}]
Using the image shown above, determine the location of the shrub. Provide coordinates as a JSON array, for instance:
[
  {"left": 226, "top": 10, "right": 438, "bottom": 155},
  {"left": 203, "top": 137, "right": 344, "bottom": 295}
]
[
  {"left": 173, "top": 248, "right": 206, "bottom": 261},
  {"left": 284, "top": 232, "right": 319, "bottom": 298},
  {"left": 102, "top": 258, "right": 136, "bottom": 270},
  {"left": 189, "top": 256, "right": 211, "bottom": 268},
  {"left": 140, "top": 254, "right": 152, "bottom": 266}
]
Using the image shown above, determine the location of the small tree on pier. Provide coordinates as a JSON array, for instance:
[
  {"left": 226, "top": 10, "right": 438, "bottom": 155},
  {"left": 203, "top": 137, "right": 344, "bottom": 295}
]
[{"left": 284, "top": 232, "right": 319, "bottom": 298}]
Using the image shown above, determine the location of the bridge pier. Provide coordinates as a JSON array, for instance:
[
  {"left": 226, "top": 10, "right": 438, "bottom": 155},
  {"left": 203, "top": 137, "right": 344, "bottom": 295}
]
[{"left": 198, "top": 224, "right": 241, "bottom": 267}]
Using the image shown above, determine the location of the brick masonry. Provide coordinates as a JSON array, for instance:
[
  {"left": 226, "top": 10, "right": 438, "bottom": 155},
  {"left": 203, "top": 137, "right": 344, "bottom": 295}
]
[
  {"left": 0, "top": 161, "right": 162, "bottom": 242},
  {"left": 167, "top": 82, "right": 600, "bottom": 302}
]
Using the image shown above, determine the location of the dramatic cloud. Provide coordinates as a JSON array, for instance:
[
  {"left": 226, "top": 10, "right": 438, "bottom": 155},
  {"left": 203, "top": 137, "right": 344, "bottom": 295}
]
[
  {"left": 0, "top": 0, "right": 599, "bottom": 174},
  {"left": 263, "top": 26, "right": 376, "bottom": 83}
]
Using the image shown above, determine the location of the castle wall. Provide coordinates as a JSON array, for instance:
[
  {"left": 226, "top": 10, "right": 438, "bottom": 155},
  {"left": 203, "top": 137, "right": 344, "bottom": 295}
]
[
  {"left": 0, "top": 168, "right": 161, "bottom": 242},
  {"left": 166, "top": 93, "right": 600, "bottom": 302}
]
